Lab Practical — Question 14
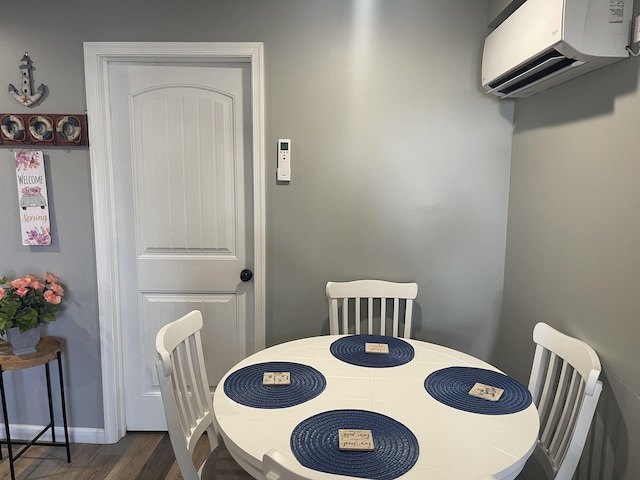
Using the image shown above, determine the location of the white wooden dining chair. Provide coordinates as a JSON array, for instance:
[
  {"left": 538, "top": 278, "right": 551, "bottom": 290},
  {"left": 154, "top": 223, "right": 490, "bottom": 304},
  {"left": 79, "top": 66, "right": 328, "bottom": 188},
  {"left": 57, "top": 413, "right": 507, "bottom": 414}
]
[
  {"left": 155, "top": 310, "right": 221, "bottom": 480},
  {"left": 520, "top": 322, "right": 603, "bottom": 480},
  {"left": 263, "top": 449, "right": 361, "bottom": 480},
  {"left": 326, "top": 280, "right": 418, "bottom": 338}
]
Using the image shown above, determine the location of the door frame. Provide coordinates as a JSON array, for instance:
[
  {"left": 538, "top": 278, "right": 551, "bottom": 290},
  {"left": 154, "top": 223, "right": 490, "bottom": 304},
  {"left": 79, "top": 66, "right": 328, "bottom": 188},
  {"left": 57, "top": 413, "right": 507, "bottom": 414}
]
[{"left": 83, "top": 42, "right": 266, "bottom": 443}]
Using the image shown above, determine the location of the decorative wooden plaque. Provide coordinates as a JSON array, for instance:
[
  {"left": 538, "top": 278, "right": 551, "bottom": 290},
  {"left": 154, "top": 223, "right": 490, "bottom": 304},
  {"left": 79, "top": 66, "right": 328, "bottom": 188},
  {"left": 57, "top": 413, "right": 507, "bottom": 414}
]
[
  {"left": 338, "top": 429, "right": 375, "bottom": 451},
  {"left": 14, "top": 150, "right": 51, "bottom": 245},
  {"left": 468, "top": 382, "right": 504, "bottom": 401},
  {"left": 365, "top": 343, "right": 389, "bottom": 354},
  {"left": 262, "top": 372, "right": 291, "bottom": 385}
]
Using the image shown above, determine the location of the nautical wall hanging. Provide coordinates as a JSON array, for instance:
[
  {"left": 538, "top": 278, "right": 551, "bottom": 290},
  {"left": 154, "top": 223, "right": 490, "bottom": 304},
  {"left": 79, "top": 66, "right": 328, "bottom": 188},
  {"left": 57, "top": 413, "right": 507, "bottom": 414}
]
[
  {"left": 0, "top": 113, "right": 88, "bottom": 147},
  {"left": 8, "top": 53, "right": 45, "bottom": 107},
  {"left": 14, "top": 150, "right": 52, "bottom": 246}
]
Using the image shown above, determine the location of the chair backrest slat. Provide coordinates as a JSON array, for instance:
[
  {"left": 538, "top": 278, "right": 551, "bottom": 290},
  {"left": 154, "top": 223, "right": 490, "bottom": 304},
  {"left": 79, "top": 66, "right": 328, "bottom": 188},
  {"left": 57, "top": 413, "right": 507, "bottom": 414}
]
[
  {"left": 342, "top": 299, "right": 350, "bottom": 334},
  {"left": 540, "top": 359, "right": 570, "bottom": 447},
  {"left": 391, "top": 298, "right": 400, "bottom": 336},
  {"left": 549, "top": 369, "right": 582, "bottom": 463},
  {"left": 326, "top": 280, "right": 418, "bottom": 338},
  {"left": 376, "top": 298, "right": 384, "bottom": 335},
  {"left": 403, "top": 298, "right": 414, "bottom": 338},
  {"left": 172, "top": 348, "right": 193, "bottom": 440},
  {"left": 527, "top": 322, "right": 602, "bottom": 480}
]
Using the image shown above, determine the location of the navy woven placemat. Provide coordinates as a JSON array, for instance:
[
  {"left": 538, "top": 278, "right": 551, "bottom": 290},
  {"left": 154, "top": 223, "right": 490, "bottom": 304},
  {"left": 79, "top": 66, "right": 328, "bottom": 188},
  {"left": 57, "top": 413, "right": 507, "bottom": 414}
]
[
  {"left": 291, "top": 409, "right": 419, "bottom": 480},
  {"left": 329, "top": 335, "right": 415, "bottom": 367},
  {"left": 223, "top": 361, "right": 326, "bottom": 409},
  {"left": 424, "top": 366, "right": 532, "bottom": 415}
]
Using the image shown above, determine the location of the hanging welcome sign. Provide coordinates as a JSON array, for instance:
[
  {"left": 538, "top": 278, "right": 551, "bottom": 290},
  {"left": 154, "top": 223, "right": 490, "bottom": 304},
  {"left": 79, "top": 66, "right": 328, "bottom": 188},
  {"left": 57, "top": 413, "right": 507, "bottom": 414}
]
[{"left": 14, "top": 150, "right": 51, "bottom": 245}]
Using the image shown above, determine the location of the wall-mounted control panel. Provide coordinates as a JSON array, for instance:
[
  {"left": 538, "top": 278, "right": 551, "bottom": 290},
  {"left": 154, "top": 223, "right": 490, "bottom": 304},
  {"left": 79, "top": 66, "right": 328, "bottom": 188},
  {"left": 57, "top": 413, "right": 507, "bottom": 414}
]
[{"left": 277, "top": 139, "right": 291, "bottom": 181}]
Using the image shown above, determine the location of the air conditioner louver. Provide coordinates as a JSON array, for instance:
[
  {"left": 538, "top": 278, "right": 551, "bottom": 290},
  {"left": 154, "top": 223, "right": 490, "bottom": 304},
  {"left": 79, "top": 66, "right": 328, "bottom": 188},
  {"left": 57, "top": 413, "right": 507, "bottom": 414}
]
[{"left": 486, "top": 49, "right": 580, "bottom": 97}]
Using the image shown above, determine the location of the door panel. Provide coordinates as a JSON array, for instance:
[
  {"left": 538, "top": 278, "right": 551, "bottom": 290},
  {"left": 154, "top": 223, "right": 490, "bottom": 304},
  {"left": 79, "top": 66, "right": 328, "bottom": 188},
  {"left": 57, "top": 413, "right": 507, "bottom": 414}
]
[
  {"left": 140, "top": 294, "right": 239, "bottom": 395},
  {"left": 110, "top": 62, "right": 253, "bottom": 430},
  {"left": 132, "top": 86, "right": 236, "bottom": 253}
]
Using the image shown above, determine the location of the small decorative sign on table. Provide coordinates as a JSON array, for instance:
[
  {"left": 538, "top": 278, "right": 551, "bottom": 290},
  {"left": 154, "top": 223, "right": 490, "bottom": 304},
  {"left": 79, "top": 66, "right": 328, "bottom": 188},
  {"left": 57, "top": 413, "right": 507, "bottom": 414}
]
[
  {"left": 14, "top": 150, "right": 51, "bottom": 245},
  {"left": 468, "top": 382, "right": 505, "bottom": 401},
  {"left": 262, "top": 372, "right": 291, "bottom": 385},
  {"left": 338, "top": 429, "right": 375, "bottom": 451},
  {"left": 365, "top": 343, "right": 389, "bottom": 354}
]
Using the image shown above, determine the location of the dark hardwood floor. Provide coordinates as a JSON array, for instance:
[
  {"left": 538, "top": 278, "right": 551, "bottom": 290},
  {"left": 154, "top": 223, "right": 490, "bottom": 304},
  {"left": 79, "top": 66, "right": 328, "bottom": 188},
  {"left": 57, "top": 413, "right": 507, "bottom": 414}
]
[{"left": 0, "top": 432, "right": 253, "bottom": 480}]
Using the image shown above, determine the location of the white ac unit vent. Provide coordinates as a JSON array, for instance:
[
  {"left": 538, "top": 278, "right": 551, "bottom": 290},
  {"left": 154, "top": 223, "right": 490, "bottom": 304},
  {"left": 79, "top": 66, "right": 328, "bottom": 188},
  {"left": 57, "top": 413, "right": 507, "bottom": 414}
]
[{"left": 482, "top": 0, "right": 634, "bottom": 99}]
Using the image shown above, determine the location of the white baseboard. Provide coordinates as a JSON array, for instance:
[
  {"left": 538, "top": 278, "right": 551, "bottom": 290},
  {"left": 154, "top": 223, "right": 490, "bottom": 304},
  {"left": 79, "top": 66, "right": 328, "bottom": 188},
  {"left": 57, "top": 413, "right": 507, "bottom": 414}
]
[{"left": 0, "top": 423, "right": 106, "bottom": 444}]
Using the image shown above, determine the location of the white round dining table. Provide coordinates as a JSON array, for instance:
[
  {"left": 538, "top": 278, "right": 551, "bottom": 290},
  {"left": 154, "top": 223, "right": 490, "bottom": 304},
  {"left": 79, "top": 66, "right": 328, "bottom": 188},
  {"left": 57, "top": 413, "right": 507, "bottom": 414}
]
[{"left": 213, "top": 335, "right": 539, "bottom": 480}]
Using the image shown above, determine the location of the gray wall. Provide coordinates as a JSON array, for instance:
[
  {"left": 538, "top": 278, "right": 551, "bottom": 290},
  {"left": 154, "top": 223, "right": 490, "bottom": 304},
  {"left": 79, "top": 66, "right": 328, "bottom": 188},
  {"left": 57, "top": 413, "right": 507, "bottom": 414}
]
[
  {"left": 496, "top": 49, "right": 640, "bottom": 479},
  {"left": 487, "top": 0, "right": 526, "bottom": 28},
  {"left": 0, "top": 1, "right": 513, "bottom": 433}
]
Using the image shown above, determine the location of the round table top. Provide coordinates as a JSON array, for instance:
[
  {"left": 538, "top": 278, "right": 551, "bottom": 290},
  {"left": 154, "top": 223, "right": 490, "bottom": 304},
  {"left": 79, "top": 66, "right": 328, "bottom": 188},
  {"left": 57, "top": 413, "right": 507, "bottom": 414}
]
[
  {"left": 213, "top": 335, "right": 539, "bottom": 480},
  {"left": 0, "top": 336, "right": 62, "bottom": 370}
]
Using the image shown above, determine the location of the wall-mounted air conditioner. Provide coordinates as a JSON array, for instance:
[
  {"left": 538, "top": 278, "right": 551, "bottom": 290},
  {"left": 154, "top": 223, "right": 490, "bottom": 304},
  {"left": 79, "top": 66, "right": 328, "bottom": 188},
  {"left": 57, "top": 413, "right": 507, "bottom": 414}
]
[{"left": 482, "top": 0, "right": 634, "bottom": 99}]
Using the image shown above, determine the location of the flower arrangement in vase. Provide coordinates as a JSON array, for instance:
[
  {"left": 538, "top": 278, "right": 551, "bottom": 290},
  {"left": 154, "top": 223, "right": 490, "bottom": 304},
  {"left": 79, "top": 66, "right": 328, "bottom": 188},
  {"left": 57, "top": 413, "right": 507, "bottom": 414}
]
[{"left": 0, "top": 273, "right": 65, "bottom": 355}]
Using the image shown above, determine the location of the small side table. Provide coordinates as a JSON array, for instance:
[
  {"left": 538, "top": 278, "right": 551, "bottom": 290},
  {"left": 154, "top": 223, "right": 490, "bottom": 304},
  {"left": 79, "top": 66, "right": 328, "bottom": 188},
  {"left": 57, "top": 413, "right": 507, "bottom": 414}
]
[{"left": 0, "top": 337, "right": 71, "bottom": 480}]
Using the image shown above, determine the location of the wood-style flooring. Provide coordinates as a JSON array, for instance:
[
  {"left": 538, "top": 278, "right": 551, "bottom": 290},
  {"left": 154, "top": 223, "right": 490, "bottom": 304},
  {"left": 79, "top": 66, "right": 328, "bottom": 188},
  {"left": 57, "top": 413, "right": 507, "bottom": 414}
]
[{"left": 0, "top": 432, "right": 254, "bottom": 480}]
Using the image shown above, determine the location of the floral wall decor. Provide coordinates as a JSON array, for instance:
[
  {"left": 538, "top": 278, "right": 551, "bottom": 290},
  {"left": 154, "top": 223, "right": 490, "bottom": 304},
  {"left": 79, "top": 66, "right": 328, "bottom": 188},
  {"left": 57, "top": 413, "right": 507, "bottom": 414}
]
[{"left": 14, "top": 151, "right": 51, "bottom": 245}]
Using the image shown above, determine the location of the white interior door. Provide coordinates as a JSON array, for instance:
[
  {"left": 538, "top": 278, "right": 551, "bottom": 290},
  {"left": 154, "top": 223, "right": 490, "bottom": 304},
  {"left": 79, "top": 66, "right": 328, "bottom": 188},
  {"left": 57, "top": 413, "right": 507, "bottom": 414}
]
[{"left": 109, "top": 61, "right": 253, "bottom": 430}]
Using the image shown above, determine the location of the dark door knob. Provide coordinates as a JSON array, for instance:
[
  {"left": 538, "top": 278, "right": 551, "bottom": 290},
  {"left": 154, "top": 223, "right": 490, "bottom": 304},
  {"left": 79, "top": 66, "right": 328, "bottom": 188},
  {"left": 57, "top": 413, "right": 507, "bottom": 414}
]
[{"left": 240, "top": 269, "right": 253, "bottom": 282}]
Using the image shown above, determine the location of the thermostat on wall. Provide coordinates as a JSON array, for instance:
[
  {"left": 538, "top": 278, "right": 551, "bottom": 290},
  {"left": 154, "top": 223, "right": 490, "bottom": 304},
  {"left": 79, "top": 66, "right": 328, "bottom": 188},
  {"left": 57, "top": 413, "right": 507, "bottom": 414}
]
[{"left": 277, "top": 139, "right": 291, "bottom": 181}]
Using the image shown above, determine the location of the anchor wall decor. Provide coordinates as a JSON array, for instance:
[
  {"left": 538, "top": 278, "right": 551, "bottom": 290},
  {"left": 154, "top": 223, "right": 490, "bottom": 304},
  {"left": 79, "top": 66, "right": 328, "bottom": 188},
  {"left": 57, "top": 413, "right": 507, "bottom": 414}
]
[{"left": 8, "top": 53, "right": 45, "bottom": 107}]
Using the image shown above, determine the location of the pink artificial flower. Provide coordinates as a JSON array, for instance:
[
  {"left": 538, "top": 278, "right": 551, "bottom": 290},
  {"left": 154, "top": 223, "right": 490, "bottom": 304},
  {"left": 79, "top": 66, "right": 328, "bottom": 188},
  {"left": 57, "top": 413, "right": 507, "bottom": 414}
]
[
  {"left": 10, "top": 278, "right": 29, "bottom": 289},
  {"left": 44, "top": 273, "right": 59, "bottom": 284},
  {"left": 44, "top": 290, "right": 62, "bottom": 305},
  {"left": 31, "top": 280, "right": 45, "bottom": 290},
  {"left": 0, "top": 287, "right": 4, "bottom": 301},
  {"left": 50, "top": 283, "right": 65, "bottom": 296},
  {"left": 16, "top": 286, "right": 29, "bottom": 297}
]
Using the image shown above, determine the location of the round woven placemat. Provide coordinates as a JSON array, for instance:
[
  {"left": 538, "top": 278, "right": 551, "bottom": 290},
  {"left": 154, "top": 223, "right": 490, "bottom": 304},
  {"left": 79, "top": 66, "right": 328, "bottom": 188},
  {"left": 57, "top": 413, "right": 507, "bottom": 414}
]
[
  {"left": 290, "top": 409, "right": 419, "bottom": 480},
  {"left": 424, "top": 366, "right": 532, "bottom": 415},
  {"left": 329, "top": 335, "right": 414, "bottom": 367},
  {"left": 223, "top": 361, "right": 326, "bottom": 408}
]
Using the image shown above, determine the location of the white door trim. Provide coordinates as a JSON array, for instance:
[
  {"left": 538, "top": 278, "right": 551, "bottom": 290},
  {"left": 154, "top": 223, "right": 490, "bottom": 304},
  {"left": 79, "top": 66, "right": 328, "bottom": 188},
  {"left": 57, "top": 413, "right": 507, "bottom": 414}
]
[{"left": 83, "top": 42, "right": 266, "bottom": 443}]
